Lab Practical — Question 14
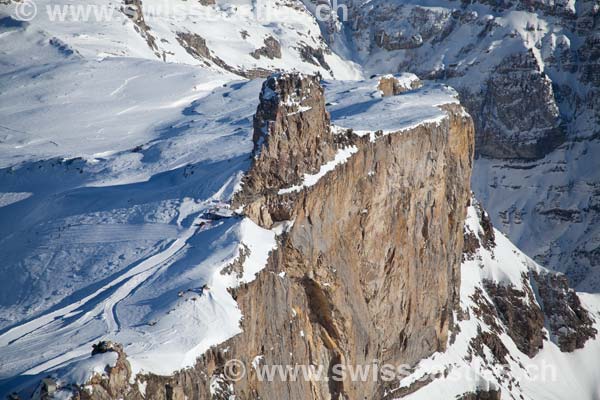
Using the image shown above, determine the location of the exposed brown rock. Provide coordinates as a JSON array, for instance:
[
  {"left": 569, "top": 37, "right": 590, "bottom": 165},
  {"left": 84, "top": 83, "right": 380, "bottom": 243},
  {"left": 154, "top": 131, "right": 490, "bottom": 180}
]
[
  {"left": 457, "top": 389, "right": 501, "bottom": 400},
  {"left": 67, "top": 73, "right": 476, "bottom": 400},
  {"left": 233, "top": 73, "right": 338, "bottom": 227},
  {"left": 478, "top": 207, "right": 495, "bottom": 250},
  {"left": 176, "top": 32, "right": 211, "bottom": 60},
  {"left": 483, "top": 278, "right": 545, "bottom": 357},
  {"left": 176, "top": 32, "right": 277, "bottom": 79},
  {"left": 91, "top": 340, "right": 119, "bottom": 356},
  {"left": 297, "top": 44, "right": 331, "bottom": 73},
  {"left": 121, "top": 0, "right": 159, "bottom": 57},
  {"left": 462, "top": 230, "right": 480, "bottom": 260},
  {"left": 470, "top": 287, "right": 503, "bottom": 333},
  {"left": 469, "top": 326, "right": 509, "bottom": 363},
  {"left": 78, "top": 343, "right": 142, "bottom": 400},
  {"left": 220, "top": 244, "right": 249, "bottom": 280},
  {"left": 473, "top": 50, "right": 565, "bottom": 159},
  {"left": 222, "top": 73, "right": 474, "bottom": 399},
  {"left": 377, "top": 75, "right": 423, "bottom": 97},
  {"left": 250, "top": 36, "right": 282, "bottom": 60},
  {"left": 532, "top": 271, "right": 597, "bottom": 351},
  {"left": 466, "top": 197, "right": 596, "bottom": 356}
]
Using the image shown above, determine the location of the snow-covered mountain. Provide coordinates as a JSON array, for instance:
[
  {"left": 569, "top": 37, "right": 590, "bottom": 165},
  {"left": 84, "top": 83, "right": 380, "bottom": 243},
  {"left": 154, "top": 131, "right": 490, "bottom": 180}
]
[
  {"left": 0, "top": 0, "right": 361, "bottom": 80},
  {"left": 1, "top": 0, "right": 599, "bottom": 398}
]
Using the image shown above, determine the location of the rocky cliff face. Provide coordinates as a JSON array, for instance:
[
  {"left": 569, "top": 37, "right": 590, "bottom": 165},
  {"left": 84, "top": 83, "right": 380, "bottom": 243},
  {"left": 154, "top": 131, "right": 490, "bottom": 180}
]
[
  {"left": 233, "top": 73, "right": 338, "bottom": 226},
  {"left": 340, "top": 0, "right": 596, "bottom": 158},
  {"left": 208, "top": 73, "right": 473, "bottom": 399},
  {"left": 225, "top": 76, "right": 473, "bottom": 398},
  {"left": 65, "top": 73, "right": 475, "bottom": 400},
  {"left": 466, "top": 199, "right": 597, "bottom": 359},
  {"left": 466, "top": 50, "right": 564, "bottom": 160},
  {"left": 331, "top": 0, "right": 600, "bottom": 291}
]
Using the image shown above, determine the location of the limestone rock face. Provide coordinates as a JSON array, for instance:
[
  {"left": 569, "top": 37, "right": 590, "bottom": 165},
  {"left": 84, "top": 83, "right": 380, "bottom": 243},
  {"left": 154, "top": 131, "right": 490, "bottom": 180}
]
[
  {"left": 457, "top": 390, "right": 502, "bottom": 400},
  {"left": 377, "top": 73, "right": 422, "bottom": 97},
  {"left": 80, "top": 343, "right": 140, "bottom": 400},
  {"left": 176, "top": 32, "right": 274, "bottom": 79},
  {"left": 64, "top": 74, "right": 596, "bottom": 399},
  {"left": 531, "top": 271, "right": 598, "bottom": 351},
  {"left": 80, "top": 74, "right": 474, "bottom": 400},
  {"left": 121, "top": 0, "right": 159, "bottom": 57},
  {"left": 482, "top": 279, "right": 545, "bottom": 357},
  {"left": 466, "top": 199, "right": 596, "bottom": 360},
  {"left": 341, "top": 0, "right": 600, "bottom": 288},
  {"left": 211, "top": 73, "right": 474, "bottom": 399},
  {"left": 250, "top": 36, "right": 282, "bottom": 60}
]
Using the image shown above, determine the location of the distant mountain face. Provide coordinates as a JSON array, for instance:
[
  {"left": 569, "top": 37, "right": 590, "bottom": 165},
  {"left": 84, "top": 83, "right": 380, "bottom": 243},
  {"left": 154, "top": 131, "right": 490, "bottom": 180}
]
[
  {"left": 335, "top": 0, "right": 598, "bottom": 158},
  {"left": 0, "top": 0, "right": 361, "bottom": 79},
  {"left": 324, "top": 0, "right": 600, "bottom": 290}
]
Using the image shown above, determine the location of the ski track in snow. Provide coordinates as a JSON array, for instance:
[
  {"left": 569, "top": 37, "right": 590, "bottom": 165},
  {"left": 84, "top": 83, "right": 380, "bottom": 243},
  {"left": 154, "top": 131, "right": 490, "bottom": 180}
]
[
  {"left": 1, "top": 210, "right": 204, "bottom": 371},
  {"left": 9, "top": 217, "right": 199, "bottom": 375}
]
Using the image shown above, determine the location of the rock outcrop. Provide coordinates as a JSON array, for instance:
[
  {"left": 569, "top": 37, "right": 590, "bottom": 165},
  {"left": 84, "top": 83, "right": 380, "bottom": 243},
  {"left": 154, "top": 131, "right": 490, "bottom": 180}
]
[
  {"left": 70, "top": 73, "right": 475, "bottom": 399},
  {"left": 250, "top": 36, "right": 282, "bottom": 60},
  {"left": 121, "top": 0, "right": 160, "bottom": 58},
  {"left": 482, "top": 278, "right": 545, "bottom": 357},
  {"left": 223, "top": 73, "right": 474, "bottom": 399},
  {"left": 80, "top": 343, "right": 139, "bottom": 400},
  {"left": 233, "top": 73, "right": 338, "bottom": 227},
  {"left": 457, "top": 390, "right": 501, "bottom": 400},
  {"left": 22, "top": 74, "right": 597, "bottom": 400},
  {"left": 531, "top": 271, "right": 598, "bottom": 351},
  {"left": 470, "top": 50, "right": 565, "bottom": 160},
  {"left": 368, "top": 196, "right": 600, "bottom": 399},
  {"left": 377, "top": 73, "right": 422, "bottom": 97},
  {"left": 176, "top": 32, "right": 274, "bottom": 79},
  {"left": 465, "top": 198, "right": 596, "bottom": 359}
]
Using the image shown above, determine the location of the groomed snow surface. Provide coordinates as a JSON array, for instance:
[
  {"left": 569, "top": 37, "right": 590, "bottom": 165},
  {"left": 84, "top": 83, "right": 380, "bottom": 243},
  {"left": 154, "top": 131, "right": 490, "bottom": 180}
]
[{"left": 0, "top": 69, "right": 280, "bottom": 393}]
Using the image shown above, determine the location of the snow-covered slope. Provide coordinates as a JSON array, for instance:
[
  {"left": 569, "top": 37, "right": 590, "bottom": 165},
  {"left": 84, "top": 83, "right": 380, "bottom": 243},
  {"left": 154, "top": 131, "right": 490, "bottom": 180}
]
[
  {"left": 392, "top": 198, "right": 600, "bottom": 400},
  {"left": 1, "top": 0, "right": 361, "bottom": 79},
  {"left": 1, "top": 12, "right": 275, "bottom": 388},
  {"left": 3, "top": 0, "right": 597, "bottom": 295},
  {"left": 472, "top": 143, "right": 600, "bottom": 292},
  {"left": 1, "top": 0, "right": 598, "bottom": 397},
  {"left": 0, "top": 70, "right": 277, "bottom": 387}
]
